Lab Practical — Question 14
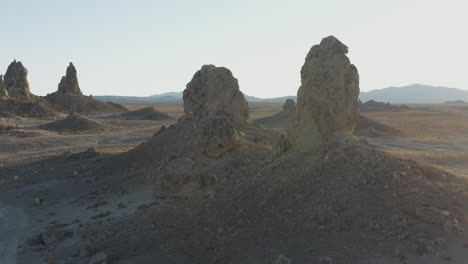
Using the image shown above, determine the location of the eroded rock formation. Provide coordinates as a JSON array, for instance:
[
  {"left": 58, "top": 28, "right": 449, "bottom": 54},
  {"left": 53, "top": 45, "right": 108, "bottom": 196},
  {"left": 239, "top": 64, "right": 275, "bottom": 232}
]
[
  {"left": 4, "top": 60, "right": 31, "bottom": 98},
  {"left": 179, "top": 65, "right": 252, "bottom": 156},
  {"left": 57, "top": 63, "right": 82, "bottom": 95},
  {"left": 286, "top": 36, "right": 360, "bottom": 152},
  {"left": 183, "top": 65, "right": 250, "bottom": 126},
  {"left": 282, "top": 98, "right": 296, "bottom": 114},
  {"left": 129, "top": 65, "right": 267, "bottom": 199}
]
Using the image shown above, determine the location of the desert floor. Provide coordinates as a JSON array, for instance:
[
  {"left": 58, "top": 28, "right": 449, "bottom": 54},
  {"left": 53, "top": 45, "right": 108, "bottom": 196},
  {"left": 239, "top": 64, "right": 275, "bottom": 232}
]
[{"left": 1, "top": 103, "right": 468, "bottom": 263}]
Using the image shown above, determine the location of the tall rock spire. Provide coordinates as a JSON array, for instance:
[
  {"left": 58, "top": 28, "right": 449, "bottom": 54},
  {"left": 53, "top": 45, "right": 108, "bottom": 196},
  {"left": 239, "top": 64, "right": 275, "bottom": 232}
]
[
  {"left": 286, "top": 36, "right": 360, "bottom": 152},
  {"left": 4, "top": 60, "right": 31, "bottom": 97},
  {"left": 57, "top": 62, "right": 82, "bottom": 95}
]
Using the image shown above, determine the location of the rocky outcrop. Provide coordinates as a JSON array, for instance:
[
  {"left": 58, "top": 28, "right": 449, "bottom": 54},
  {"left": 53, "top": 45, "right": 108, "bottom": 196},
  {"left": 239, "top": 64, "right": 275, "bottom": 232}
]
[
  {"left": 57, "top": 63, "right": 82, "bottom": 95},
  {"left": 183, "top": 65, "right": 250, "bottom": 126},
  {"left": 4, "top": 60, "right": 31, "bottom": 98},
  {"left": 282, "top": 98, "right": 296, "bottom": 114},
  {"left": 0, "top": 75, "right": 8, "bottom": 99},
  {"left": 286, "top": 36, "right": 360, "bottom": 153}
]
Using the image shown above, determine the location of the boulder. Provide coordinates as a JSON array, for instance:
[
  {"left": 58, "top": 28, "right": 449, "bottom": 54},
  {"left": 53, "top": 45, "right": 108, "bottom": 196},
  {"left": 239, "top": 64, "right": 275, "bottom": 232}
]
[
  {"left": 183, "top": 65, "right": 250, "bottom": 127},
  {"left": 3, "top": 60, "right": 31, "bottom": 98},
  {"left": 286, "top": 36, "right": 360, "bottom": 152},
  {"left": 57, "top": 62, "right": 83, "bottom": 95}
]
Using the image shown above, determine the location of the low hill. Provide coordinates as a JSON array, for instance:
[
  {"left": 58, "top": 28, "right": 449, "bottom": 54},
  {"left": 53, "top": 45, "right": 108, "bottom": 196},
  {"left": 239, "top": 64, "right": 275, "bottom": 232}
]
[
  {"left": 45, "top": 93, "right": 127, "bottom": 114},
  {"left": 40, "top": 113, "right": 109, "bottom": 132},
  {"left": 105, "top": 107, "right": 172, "bottom": 121}
]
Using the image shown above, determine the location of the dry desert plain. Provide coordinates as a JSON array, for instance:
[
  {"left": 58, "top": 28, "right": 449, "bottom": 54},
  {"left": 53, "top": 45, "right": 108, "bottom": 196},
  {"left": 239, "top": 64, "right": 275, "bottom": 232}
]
[{"left": 1, "top": 102, "right": 468, "bottom": 263}]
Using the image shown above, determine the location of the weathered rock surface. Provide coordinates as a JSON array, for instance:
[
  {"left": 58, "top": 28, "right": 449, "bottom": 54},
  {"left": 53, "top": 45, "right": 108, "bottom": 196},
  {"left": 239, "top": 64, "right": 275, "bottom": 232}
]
[
  {"left": 180, "top": 65, "right": 252, "bottom": 155},
  {"left": 0, "top": 75, "right": 8, "bottom": 98},
  {"left": 183, "top": 65, "right": 250, "bottom": 126},
  {"left": 286, "top": 36, "right": 359, "bottom": 153},
  {"left": 4, "top": 60, "right": 31, "bottom": 98},
  {"left": 57, "top": 62, "right": 82, "bottom": 95}
]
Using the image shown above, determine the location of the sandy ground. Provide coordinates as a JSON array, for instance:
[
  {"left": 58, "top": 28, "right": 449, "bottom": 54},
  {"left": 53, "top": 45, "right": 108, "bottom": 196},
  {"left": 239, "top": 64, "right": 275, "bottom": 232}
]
[
  {"left": 362, "top": 104, "right": 468, "bottom": 178},
  {"left": 1, "top": 103, "right": 468, "bottom": 263}
]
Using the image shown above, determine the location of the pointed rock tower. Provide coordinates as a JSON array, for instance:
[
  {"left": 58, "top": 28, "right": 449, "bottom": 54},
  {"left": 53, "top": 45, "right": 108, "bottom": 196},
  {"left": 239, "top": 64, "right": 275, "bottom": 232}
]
[
  {"left": 57, "top": 62, "right": 82, "bottom": 95},
  {"left": 286, "top": 36, "right": 360, "bottom": 153},
  {"left": 3, "top": 60, "right": 31, "bottom": 98}
]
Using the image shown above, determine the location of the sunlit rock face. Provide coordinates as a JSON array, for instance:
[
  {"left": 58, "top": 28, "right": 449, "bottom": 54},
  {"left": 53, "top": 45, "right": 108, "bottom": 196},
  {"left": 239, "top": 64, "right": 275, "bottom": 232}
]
[
  {"left": 183, "top": 64, "right": 250, "bottom": 127},
  {"left": 287, "top": 35, "right": 360, "bottom": 153},
  {"left": 57, "top": 62, "right": 83, "bottom": 95},
  {"left": 0, "top": 75, "right": 8, "bottom": 99},
  {"left": 4, "top": 60, "right": 31, "bottom": 98}
]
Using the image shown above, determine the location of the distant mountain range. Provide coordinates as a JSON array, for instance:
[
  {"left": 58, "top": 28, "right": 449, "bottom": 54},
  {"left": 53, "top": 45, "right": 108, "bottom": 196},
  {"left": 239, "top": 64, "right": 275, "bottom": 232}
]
[
  {"left": 94, "top": 84, "right": 468, "bottom": 105},
  {"left": 94, "top": 92, "right": 296, "bottom": 104},
  {"left": 360, "top": 84, "right": 468, "bottom": 103}
]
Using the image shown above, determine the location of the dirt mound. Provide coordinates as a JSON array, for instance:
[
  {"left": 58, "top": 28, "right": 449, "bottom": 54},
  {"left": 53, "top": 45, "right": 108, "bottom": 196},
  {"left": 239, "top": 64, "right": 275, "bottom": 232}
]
[
  {"left": 107, "top": 107, "right": 171, "bottom": 121},
  {"left": 40, "top": 113, "right": 108, "bottom": 132},
  {"left": 0, "top": 96, "right": 56, "bottom": 118},
  {"left": 146, "top": 139, "right": 467, "bottom": 263},
  {"left": 356, "top": 115, "right": 404, "bottom": 137},
  {"left": 361, "top": 100, "right": 410, "bottom": 112},
  {"left": 45, "top": 93, "right": 127, "bottom": 114}
]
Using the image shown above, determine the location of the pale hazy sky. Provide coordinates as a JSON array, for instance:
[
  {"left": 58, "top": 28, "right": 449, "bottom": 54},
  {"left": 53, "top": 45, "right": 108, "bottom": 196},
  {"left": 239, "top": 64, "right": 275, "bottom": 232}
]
[{"left": 1, "top": 0, "right": 467, "bottom": 97}]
